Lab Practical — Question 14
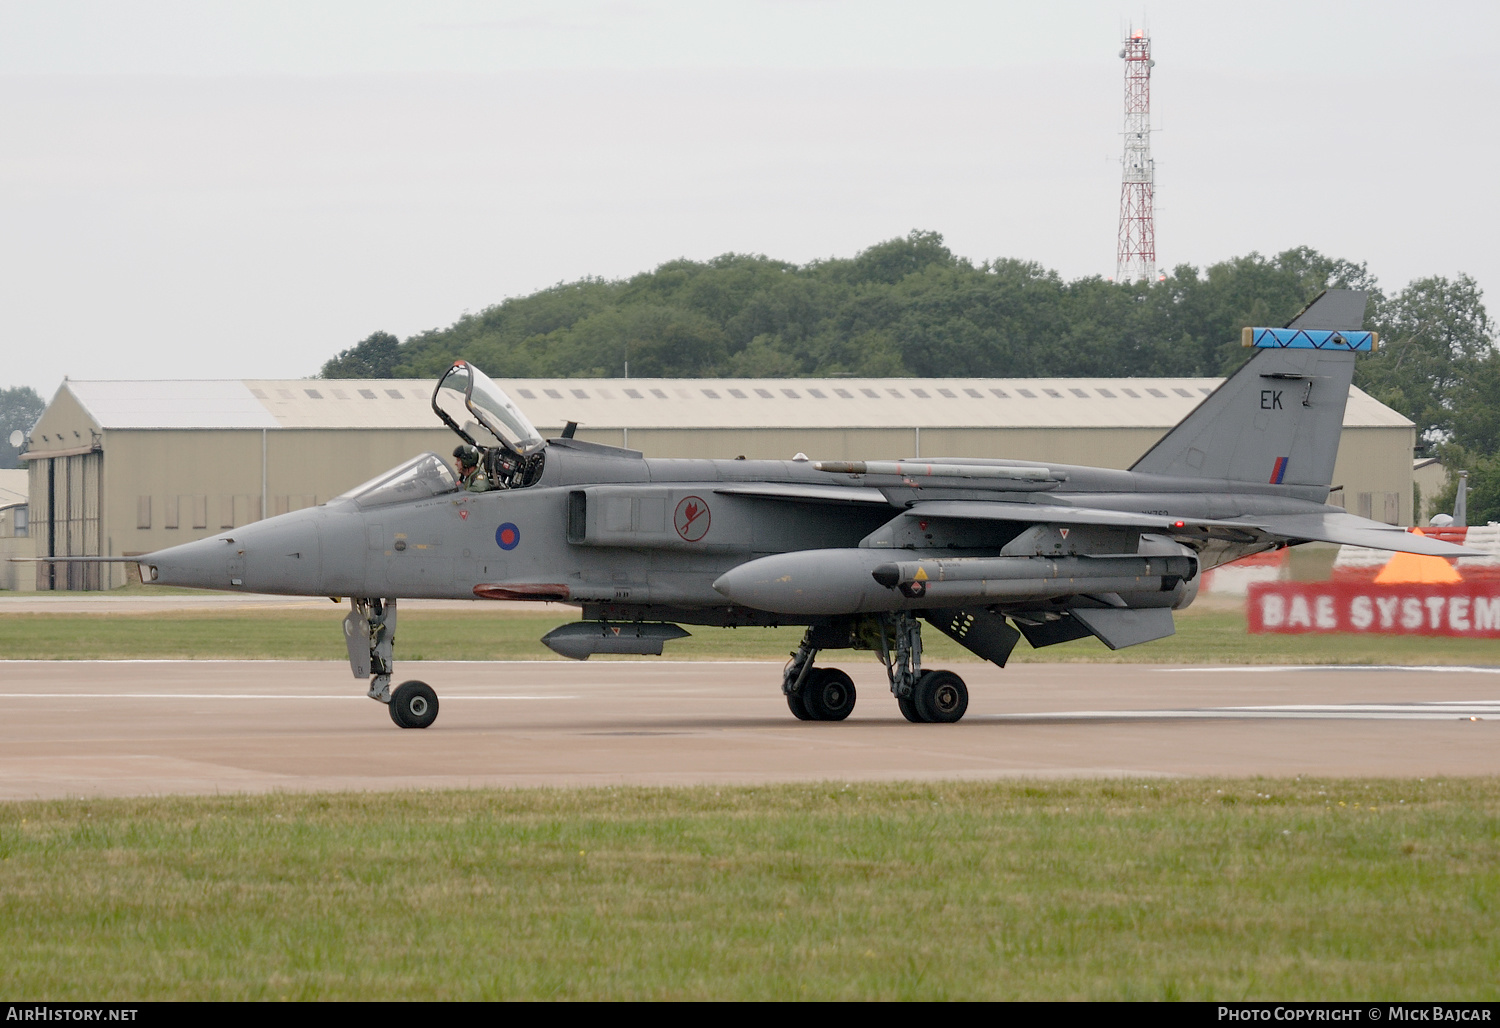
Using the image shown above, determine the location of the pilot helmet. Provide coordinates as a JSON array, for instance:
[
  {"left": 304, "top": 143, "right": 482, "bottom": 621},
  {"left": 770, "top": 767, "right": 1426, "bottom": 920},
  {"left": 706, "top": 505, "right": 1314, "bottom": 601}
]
[{"left": 452, "top": 444, "right": 480, "bottom": 468}]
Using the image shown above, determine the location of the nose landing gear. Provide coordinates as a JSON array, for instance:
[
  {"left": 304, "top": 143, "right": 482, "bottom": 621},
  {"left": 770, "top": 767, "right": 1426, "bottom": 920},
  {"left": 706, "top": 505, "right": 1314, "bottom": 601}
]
[
  {"left": 389, "top": 680, "right": 440, "bottom": 729},
  {"left": 345, "top": 597, "right": 442, "bottom": 729}
]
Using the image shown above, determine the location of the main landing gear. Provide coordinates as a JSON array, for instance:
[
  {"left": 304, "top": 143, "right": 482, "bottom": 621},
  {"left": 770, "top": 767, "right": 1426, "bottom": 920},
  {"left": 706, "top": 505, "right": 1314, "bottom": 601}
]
[
  {"left": 344, "top": 597, "right": 441, "bottom": 729},
  {"left": 781, "top": 613, "right": 970, "bottom": 724}
]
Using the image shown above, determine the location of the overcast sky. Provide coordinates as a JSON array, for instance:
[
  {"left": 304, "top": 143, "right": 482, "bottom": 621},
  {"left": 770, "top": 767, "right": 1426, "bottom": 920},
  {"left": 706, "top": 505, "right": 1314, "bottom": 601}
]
[{"left": 2, "top": 0, "right": 1496, "bottom": 393}]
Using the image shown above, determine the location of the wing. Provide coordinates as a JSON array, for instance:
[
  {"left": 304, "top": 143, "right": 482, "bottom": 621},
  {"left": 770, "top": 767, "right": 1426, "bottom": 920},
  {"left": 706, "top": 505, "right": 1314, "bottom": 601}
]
[
  {"left": 905, "top": 501, "right": 1473, "bottom": 557},
  {"left": 713, "top": 483, "right": 891, "bottom": 505}
]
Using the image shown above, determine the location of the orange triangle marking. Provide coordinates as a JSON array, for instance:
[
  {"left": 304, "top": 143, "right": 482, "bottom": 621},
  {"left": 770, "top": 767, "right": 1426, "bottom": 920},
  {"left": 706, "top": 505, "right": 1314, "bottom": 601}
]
[{"left": 1373, "top": 528, "right": 1463, "bottom": 585}]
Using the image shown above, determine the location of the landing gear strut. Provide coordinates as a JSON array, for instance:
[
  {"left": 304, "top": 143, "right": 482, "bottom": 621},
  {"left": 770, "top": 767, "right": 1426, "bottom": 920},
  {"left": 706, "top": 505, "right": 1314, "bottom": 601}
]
[
  {"left": 345, "top": 597, "right": 441, "bottom": 729},
  {"left": 782, "top": 628, "right": 857, "bottom": 721},
  {"left": 876, "top": 613, "right": 969, "bottom": 724}
]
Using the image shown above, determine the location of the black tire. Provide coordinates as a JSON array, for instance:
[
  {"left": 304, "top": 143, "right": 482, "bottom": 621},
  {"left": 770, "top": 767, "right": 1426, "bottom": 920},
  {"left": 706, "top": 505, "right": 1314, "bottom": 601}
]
[
  {"left": 390, "top": 680, "right": 439, "bottom": 729},
  {"left": 897, "top": 691, "right": 925, "bottom": 723},
  {"left": 802, "top": 668, "right": 856, "bottom": 722},
  {"left": 388, "top": 695, "right": 410, "bottom": 727},
  {"left": 786, "top": 686, "right": 813, "bottom": 721},
  {"left": 914, "top": 669, "right": 968, "bottom": 724}
]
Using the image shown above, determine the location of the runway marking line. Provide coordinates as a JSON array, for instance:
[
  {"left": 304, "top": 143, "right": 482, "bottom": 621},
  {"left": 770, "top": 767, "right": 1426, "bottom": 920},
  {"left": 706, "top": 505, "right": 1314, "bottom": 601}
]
[{"left": 0, "top": 693, "right": 579, "bottom": 701}]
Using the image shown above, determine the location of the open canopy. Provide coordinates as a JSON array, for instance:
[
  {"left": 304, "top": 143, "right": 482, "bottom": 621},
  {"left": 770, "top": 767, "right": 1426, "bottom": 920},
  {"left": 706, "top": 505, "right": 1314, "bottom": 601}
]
[{"left": 432, "top": 360, "right": 545, "bottom": 455}]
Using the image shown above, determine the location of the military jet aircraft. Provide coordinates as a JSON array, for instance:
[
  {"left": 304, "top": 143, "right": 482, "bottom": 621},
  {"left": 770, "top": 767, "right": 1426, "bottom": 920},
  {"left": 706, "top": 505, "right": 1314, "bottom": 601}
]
[{"left": 115, "top": 289, "right": 1470, "bottom": 728}]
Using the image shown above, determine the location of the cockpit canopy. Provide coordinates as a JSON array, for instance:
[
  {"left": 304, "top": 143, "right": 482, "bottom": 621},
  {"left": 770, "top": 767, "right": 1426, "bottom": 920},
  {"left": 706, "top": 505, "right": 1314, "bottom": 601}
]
[
  {"left": 432, "top": 361, "right": 545, "bottom": 456},
  {"left": 334, "top": 452, "right": 458, "bottom": 508}
]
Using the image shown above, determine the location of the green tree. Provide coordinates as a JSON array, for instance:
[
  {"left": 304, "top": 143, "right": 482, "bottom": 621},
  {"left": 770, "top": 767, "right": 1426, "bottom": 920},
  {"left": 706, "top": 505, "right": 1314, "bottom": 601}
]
[
  {"left": 0, "top": 386, "right": 46, "bottom": 469},
  {"left": 1358, "top": 274, "right": 1496, "bottom": 447},
  {"left": 321, "top": 331, "right": 404, "bottom": 379}
]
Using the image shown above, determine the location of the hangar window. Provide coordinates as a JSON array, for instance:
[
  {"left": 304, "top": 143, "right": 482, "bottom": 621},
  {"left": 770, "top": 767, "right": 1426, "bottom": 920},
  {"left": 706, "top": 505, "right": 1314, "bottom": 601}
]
[
  {"left": 910, "top": 388, "right": 929, "bottom": 398},
  {"left": 989, "top": 389, "right": 1009, "bottom": 399},
  {"left": 596, "top": 388, "right": 613, "bottom": 399},
  {"left": 331, "top": 389, "right": 349, "bottom": 400},
  {"left": 277, "top": 389, "right": 295, "bottom": 399},
  {"left": 782, "top": 389, "right": 800, "bottom": 399},
  {"left": 1146, "top": 388, "right": 1167, "bottom": 398},
  {"left": 304, "top": 389, "right": 323, "bottom": 399},
  {"left": 571, "top": 389, "right": 589, "bottom": 400},
  {"left": 1199, "top": 387, "right": 1214, "bottom": 395},
  {"left": 652, "top": 389, "right": 669, "bottom": 400},
  {"left": 807, "top": 388, "right": 826, "bottom": 399},
  {"left": 834, "top": 388, "right": 853, "bottom": 399},
  {"left": 938, "top": 389, "right": 956, "bottom": 399},
  {"left": 756, "top": 388, "right": 774, "bottom": 399},
  {"left": 728, "top": 389, "right": 747, "bottom": 399},
  {"left": 702, "top": 389, "right": 720, "bottom": 399},
  {"left": 545, "top": 389, "right": 563, "bottom": 399},
  {"left": 1017, "top": 389, "right": 1037, "bottom": 398},
  {"left": 624, "top": 389, "right": 643, "bottom": 399},
  {"left": 1044, "top": 389, "right": 1063, "bottom": 399},
  {"left": 385, "top": 389, "right": 404, "bottom": 400},
  {"left": 1174, "top": 388, "right": 1193, "bottom": 398},
  {"left": 861, "top": 388, "right": 880, "bottom": 399},
  {"left": 1121, "top": 388, "right": 1140, "bottom": 398},
  {"left": 1097, "top": 388, "right": 1116, "bottom": 398},
  {"left": 1070, "top": 388, "right": 1089, "bottom": 398},
  {"left": 516, "top": 389, "right": 537, "bottom": 399},
  {"left": 249, "top": 388, "right": 268, "bottom": 399},
  {"left": 886, "top": 389, "right": 904, "bottom": 398},
  {"left": 965, "top": 388, "right": 983, "bottom": 398},
  {"left": 359, "top": 389, "right": 377, "bottom": 399}
]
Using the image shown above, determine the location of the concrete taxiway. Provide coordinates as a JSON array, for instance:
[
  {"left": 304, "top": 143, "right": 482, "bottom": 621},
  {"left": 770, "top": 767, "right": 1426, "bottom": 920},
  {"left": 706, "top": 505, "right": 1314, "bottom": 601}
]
[{"left": 1, "top": 659, "right": 1497, "bottom": 799}]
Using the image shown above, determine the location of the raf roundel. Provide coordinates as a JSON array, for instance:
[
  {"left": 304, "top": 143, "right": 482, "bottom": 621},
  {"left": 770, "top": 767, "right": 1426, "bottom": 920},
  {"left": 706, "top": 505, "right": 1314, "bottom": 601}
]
[{"left": 496, "top": 522, "right": 520, "bottom": 551}]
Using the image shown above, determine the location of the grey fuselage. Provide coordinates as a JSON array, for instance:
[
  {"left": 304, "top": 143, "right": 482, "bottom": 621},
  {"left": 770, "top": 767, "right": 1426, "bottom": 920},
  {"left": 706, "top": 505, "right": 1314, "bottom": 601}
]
[{"left": 139, "top": 436, "right": 1334, "bottom": 625}]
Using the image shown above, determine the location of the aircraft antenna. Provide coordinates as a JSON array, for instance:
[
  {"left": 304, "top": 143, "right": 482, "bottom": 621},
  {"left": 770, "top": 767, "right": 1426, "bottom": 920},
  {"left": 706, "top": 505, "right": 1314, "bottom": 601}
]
[{"left": 1116, "top": 25, "right": 1157, "bottom": 283}]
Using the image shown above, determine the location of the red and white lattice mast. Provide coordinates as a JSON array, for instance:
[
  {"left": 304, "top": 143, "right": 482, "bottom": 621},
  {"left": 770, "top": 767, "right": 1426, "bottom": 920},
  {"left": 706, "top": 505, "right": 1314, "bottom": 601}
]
[{"left": 1116, "top": 26, "right": 1156, "bottom": 283}]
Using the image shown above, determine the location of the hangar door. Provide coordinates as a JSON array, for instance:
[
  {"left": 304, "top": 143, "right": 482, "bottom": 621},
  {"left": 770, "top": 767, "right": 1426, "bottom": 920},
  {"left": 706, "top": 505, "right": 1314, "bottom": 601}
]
[{"left": 32, "top": 451, "right": 103, "bottom": 590}]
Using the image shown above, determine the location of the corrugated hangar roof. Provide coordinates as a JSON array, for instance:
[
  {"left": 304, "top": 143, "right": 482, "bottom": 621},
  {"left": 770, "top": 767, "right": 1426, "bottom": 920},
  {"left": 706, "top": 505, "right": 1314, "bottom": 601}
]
[{"left": 56, "top": 377, "right": 1411, "bottom": 431}]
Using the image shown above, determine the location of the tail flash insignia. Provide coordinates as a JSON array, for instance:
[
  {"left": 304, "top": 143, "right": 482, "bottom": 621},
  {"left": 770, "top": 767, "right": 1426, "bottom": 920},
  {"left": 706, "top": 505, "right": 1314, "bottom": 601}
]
[{"left": 1270, "top": 457, "right": 1289, "bottom": 484}]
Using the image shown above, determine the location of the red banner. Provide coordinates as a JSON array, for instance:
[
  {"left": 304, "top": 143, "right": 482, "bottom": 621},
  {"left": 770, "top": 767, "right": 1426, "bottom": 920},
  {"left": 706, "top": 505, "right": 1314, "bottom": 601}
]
[{"left": 1247, "top": 582, "right": 1500, "bottom": 637}]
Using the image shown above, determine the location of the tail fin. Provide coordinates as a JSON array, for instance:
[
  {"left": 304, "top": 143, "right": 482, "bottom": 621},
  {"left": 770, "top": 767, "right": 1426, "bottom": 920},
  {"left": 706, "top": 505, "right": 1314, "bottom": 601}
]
[{"left": 1130, "top": 290, "right": 1369, "bottom": 490}]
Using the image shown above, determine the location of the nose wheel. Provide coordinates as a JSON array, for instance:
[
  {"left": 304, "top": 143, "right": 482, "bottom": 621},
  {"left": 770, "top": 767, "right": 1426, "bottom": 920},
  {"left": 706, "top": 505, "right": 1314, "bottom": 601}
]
[{"left": 389, "top": 680, "right": 439, "bottom": 729}]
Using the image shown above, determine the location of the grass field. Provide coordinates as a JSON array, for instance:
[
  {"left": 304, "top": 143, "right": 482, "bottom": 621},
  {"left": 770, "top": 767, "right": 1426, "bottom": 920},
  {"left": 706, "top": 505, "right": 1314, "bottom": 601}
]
[
  {"left": 2, "top": 779, "right": 1497, "bottom": 1000},
  {"left": 4, "top": 602, "right": 1500, "bottom": 664}
]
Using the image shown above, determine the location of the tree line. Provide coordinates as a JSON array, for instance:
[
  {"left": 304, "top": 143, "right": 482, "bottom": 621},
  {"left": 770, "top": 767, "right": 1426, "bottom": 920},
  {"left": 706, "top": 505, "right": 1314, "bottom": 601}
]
[{"left": 321, "top": 230, "right": 1496, "bottom": 519}]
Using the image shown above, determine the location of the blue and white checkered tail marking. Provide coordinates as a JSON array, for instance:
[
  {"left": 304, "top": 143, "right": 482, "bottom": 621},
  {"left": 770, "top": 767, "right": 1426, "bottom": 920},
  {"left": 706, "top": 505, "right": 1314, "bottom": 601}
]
[
  {"left": 1242, "top": 328, "right": 1378, "bottom": 351},
  {"left": 1248, "top": 328, "right": 1374, "bottom": 352}
]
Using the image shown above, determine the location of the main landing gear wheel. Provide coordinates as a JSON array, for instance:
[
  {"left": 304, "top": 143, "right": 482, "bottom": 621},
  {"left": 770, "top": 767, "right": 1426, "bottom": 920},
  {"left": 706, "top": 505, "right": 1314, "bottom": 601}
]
[
  {"left": 786, "top": 688, "right": 814, "bottom": 721},
  {"left": 390, "top": 680, "right": 439, "bottom": 729},
  {"left": 802, "top": 668, "right": 857, "bottom": 721},
  {"left": 897, "top": 692, "right": 924, "bottom": 723},
  {"left": 913, "top": 670, "right": 968, "bottom": 724}
]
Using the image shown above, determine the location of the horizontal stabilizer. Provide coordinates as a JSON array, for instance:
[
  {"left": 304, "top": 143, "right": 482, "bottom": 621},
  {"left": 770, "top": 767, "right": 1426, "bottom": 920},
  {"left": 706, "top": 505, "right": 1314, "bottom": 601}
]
[
  {"left": 1070, "top": 607, "right": 1176, "bottom": 650},
  {"left": 1245, "top": 513, "right": 1472, "bottom": 556}
]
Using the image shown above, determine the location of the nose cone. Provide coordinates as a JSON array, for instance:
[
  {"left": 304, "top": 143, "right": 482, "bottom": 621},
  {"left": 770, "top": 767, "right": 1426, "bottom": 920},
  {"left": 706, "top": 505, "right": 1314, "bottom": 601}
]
[
  {"left": 140, "top": 506, "right": 327, "bottom": 594},
  {"left": 140, "top": 533, "right": 242, "bottom": 590}
]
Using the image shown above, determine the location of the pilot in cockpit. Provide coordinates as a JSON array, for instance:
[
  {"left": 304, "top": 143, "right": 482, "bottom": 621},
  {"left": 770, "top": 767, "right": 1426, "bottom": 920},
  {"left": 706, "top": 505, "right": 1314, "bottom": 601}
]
[{"left": 452, "top": 444, "right": 492, "bottom": 492}]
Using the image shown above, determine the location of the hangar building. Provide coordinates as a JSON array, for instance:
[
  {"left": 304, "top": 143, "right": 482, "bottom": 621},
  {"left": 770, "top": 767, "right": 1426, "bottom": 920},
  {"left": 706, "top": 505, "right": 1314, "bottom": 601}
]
[{"left": 14, "top": 376, "right": 1416, "bottom": 590}]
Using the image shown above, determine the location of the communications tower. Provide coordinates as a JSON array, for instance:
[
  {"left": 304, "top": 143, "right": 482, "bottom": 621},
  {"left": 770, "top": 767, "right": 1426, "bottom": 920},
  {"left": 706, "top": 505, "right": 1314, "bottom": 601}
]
[{"left": 1116, "top": 27, "right": 1156, "bottom": 283}]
